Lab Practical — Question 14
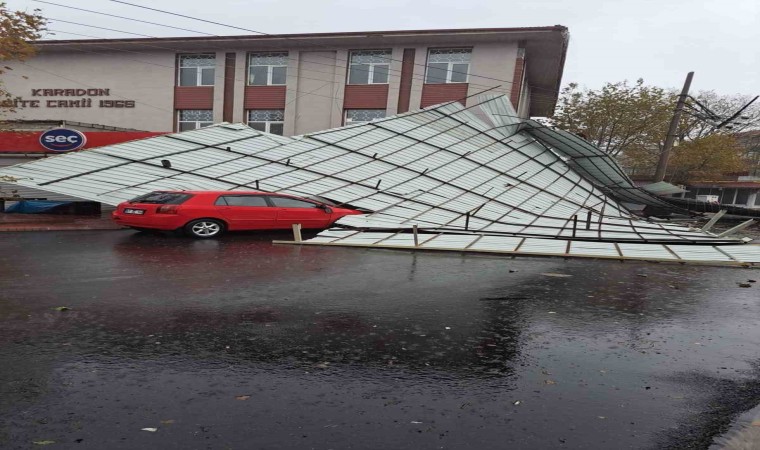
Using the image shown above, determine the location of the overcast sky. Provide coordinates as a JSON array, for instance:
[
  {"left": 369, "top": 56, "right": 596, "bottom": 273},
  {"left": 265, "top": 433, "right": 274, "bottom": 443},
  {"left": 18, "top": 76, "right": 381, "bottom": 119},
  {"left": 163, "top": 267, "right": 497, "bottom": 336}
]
[{"left": 7, "top": 0, "right": 759, "bottom": 95}]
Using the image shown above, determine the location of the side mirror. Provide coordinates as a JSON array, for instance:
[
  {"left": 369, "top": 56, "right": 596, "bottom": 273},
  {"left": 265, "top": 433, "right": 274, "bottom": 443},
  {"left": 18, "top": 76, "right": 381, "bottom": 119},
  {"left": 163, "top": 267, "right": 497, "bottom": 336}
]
[{"left": 321, "top": 205, "right": 333, "bottom": 214}]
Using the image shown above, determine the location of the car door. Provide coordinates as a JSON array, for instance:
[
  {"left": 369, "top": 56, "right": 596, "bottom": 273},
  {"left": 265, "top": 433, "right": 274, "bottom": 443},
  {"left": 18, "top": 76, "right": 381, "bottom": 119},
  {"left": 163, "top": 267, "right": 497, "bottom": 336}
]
[
  {"left": 214, "top": 195, "right": 278, "bottom": 230},
  {"left": 267, "top": 195, "right": 332, "bottom": 229}
]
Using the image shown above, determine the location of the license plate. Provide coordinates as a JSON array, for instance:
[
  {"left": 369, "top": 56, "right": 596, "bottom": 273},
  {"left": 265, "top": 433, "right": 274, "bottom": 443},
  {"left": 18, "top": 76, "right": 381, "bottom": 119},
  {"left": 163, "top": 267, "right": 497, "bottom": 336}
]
[{"left": 124, "top": 208, "right": 145, "bottom": 215}]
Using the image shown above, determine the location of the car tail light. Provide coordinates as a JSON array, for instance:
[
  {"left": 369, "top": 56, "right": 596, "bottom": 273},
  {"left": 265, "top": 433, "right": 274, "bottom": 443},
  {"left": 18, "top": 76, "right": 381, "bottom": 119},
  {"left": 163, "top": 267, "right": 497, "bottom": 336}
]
[{"left": 156, "top": 205, "right": 180, "bottom": 214}]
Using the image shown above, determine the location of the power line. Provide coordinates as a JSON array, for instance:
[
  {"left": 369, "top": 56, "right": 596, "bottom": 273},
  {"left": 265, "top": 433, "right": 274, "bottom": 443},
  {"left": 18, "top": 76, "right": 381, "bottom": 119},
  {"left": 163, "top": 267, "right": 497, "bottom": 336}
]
[
  {"left": 36, "top": 0, "right": 216, "bottom": 36},
  {"left": 44, "top": 24, "right": 558, "bottom": 107},
  {"left": 48, "top": 17, "right": 155, "bottom": 38},
  {"left": 37, "top": 1, "right": 562, "bottom": 103},
  {"left": 104, "top": 0, "right": 561, "bottom": 96}
]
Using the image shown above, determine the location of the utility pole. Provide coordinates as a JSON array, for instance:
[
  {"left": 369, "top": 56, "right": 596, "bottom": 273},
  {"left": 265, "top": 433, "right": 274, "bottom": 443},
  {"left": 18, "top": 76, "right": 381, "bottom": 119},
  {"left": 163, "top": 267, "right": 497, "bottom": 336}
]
[{"left": 654, "top": 71, "right": 694, "bottom": 182}]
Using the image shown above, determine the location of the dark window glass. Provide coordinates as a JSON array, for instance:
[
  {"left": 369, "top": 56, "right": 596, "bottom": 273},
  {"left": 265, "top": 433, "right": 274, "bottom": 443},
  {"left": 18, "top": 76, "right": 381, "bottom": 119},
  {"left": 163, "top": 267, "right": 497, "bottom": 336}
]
[
  {"left": 755, "top": 193, "right": 760, "bottom": 206},
  {"left": 269, "top": 123, "right": 284, "bottom": 135},
  {"left": 735, "top": 189, "right": 751, "bottom": 205},
  {"left": 249, "top": 122, "right": 266, "bottom": 132},
  {"left": 129, "top": 192, "right": 193, "bottom": 204},
  {"left": 201, "top": 67, "right": 215, "bottom": 85},
  {"left": 220, "top": 195, "right": 269, "bottom": 207},
  {"left": 268, "top": 196, "right": 318, "bottom": 208},
  {"left": 179, "top": 68, "right": 197, "bottom": 86},
  {"left": 271, "top": 66, "right": 287, "bottom": 85},
  {"left": 249, "top": 66, "right": 268, "bottom": 85},
  {"left": 450, "top": 63, "right": 469, "bottom": 82},
  {"left": 179, "top": 122, "right": 196, "bottom": 131},
  {"left": 348, "top": 64, "right": 370, "bottom": 84},
  {"left": 426, "top": 63, "right": 448, "bottom": 84},
  {"left": 373, "top": 64, "right": 389, "bottom": 84},
  {"left": 720, "top": 189, "right": 736, "bottom": 204}
]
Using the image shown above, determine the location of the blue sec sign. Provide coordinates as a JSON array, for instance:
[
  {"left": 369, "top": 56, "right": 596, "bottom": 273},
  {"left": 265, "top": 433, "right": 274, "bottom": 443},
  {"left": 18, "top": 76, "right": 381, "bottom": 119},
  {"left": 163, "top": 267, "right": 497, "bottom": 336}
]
[{"left": 39, "top": 128, "right": 87, "bottom": 152}]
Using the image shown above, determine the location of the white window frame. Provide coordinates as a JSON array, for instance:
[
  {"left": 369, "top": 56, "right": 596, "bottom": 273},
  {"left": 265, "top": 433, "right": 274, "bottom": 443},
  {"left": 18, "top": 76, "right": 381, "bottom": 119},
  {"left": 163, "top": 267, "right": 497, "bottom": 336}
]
[
  {"left": 345, "top": 109, "right": 386, "bottom": 124},
  {"left": 348, "top": 50, "right": 392, "bottom": 85},
  {"left": 247, "top": 110, "right": 285, "bottom": 135},
  {"left": 248, "top": 52, "right": 288, "bottom": 86},
  {"left": 425, "top": 48, "right": 472, "bottom": 84},
  {"left": 177, "top": 109, "right": 213, "bottom": 131},
  {"left": 177, "top": 54, "right": 215, "bottom": 87}
]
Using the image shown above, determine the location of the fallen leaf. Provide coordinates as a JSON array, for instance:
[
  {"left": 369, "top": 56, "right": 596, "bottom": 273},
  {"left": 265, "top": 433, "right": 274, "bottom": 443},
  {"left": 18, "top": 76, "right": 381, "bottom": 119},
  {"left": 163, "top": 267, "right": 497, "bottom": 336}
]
[
  {"left": 141, "top": 428, "right": 158, "bottom": 432},
  {"left": 32, "top": 440, "right": 56, "bottom": 445},
  {"left": 540, "top": 273, "right": 572, "bottom": 278},
  {"left": 544, "top": 380, "right": 556, "bottom": 385},
  {"left": 160, "top": 419, "right": 175, "bottom": 425},
  {"left": 513, "top": 400, "right": 521, "bottom": 405},
  {"left": 410, "top": 421, "right": 423, "bottom": 424},
  {"left": 751, "top": 420, "right": 760, "bottom": 427},
  {"left": 235, "top": 395, "right": 251, "bottom": 401},
  {"left": 738, "top": 283, "right": 752, "bottom": 288},
  {"left": 54, "top": 306, "right": 69, "bottom": 311}
]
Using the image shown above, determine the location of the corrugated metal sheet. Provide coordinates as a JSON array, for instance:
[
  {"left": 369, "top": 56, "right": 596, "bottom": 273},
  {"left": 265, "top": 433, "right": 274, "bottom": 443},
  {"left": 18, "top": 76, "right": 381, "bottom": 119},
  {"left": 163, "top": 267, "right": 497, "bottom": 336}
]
[{"left": 0, "top": 95, "right": 756, "bottom": 265}]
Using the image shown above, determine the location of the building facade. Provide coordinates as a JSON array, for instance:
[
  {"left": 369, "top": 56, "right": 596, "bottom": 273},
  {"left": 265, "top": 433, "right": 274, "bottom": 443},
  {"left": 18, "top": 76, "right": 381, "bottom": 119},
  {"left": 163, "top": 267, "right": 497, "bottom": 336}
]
[{"left": 1, "top": 27, "right": 568, "bottom": 136}]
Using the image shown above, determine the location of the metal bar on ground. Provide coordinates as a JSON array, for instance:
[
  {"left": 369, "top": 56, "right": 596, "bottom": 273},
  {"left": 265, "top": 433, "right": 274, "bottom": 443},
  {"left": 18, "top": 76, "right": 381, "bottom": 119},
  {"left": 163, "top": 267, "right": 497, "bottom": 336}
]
[
  {"left": 701, "top": 210, "right": 727, "bottom": 232},
  {"left": 715, "top": 219, "right": 757, "bottom": 238}
]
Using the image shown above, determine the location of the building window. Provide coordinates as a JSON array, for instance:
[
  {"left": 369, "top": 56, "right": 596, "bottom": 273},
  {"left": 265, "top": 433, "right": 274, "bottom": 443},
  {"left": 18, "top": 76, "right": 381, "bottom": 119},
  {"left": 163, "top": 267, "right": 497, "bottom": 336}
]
[
  {"left": 348, "top": 50, "right": 391, "bottom": 85},
  {"left": 248, "top": 52, "right": 288, "bottom": 86},
  {"left": 178, "top": 110, "right": 213, "bottom": 131},
  {"left": 425, "top": 48, "right": 472, "bottom": 84},
  {"left": 345, "top": 109, "right": 386, "bottom": 124},
  {"left": 178, "top": 54, "right": 215, "bottom": 87},
  {"left": 247, "top": 109, "right": 285, "bottom": 135}
]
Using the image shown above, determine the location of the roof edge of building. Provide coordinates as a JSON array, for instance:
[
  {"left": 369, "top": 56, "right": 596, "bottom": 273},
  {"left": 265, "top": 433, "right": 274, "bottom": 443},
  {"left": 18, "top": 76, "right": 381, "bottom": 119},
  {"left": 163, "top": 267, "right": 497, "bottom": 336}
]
[{"left": 34, "top": 25, "right": 569, "bottom": 46}]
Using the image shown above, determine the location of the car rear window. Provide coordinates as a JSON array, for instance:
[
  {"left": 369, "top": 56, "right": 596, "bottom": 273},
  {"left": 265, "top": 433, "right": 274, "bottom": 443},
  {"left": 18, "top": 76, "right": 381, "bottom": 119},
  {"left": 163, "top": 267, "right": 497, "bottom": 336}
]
[{"left": 128, "top": 192, "right": 193, "bottom": 204}]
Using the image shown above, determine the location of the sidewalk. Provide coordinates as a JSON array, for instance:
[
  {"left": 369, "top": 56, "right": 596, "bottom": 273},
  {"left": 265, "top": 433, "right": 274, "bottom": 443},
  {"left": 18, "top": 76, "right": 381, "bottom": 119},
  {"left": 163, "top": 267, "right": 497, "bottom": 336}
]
[{"left": 0, "top": 211, "right": 123, "bottom": 232}]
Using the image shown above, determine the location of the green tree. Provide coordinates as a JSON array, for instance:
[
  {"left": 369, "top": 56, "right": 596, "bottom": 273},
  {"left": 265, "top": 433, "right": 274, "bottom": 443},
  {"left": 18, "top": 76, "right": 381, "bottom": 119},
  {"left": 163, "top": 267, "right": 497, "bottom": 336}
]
[
  {"left": 553, "top": 79, "right": 760, "bottom": 182},
  {"left": 667, "top": 134, "right": 745, "bottom": 182},
  {"left": 552, "top": 79, "right": 673, "bottom": 157},
  {"left": 0, "top": 2, "right": 47, "bottom": 113}
]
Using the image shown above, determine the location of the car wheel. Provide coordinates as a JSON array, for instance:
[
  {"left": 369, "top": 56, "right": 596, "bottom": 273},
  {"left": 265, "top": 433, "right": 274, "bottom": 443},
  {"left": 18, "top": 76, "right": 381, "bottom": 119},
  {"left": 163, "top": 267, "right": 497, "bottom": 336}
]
[{"left": 184, "top": 219, "right": 225, "bottom": 239}]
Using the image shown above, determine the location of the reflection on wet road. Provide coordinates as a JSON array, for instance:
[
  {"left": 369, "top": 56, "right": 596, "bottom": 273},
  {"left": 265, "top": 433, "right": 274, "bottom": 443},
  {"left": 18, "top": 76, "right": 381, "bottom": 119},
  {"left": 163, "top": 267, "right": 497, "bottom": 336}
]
[{"left": 1, "top": 230, "right": 759, "bottom": 449}]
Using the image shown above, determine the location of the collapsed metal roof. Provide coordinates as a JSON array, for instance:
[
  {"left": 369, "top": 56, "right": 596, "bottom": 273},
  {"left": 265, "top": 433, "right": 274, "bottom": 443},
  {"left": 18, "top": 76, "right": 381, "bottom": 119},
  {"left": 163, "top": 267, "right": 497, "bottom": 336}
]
[{"left": 1, "top": 95, "right": 758, "bottom": 266}]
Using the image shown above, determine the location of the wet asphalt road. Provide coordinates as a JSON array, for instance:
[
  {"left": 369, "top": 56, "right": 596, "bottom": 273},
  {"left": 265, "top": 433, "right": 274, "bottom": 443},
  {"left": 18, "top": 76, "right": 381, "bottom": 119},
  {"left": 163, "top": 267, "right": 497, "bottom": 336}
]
[{"left": 0, "top": 230, "right": 759, "bottom": 449}]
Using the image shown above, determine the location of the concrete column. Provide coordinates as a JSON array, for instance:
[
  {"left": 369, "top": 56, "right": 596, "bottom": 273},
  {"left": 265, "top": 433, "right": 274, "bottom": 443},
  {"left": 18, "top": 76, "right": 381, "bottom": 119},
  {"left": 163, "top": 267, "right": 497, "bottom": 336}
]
[
  {"left": 385, "top": 47, "right": 405, "bottom": 116},
  {"left": 232, "top": 51, "right": 247, "bottom": 123},
  {"left": 212, "top": 51, "right": 226, "bottom": 124},
  {"left": 329, "top": 50, "right": 348, "bottom": 129},
  {"left": 407, "top": 46, "right": 428, "bottom": 111},
  {"left": 283, "top": 51, "right": 300, "bottom": 136}
]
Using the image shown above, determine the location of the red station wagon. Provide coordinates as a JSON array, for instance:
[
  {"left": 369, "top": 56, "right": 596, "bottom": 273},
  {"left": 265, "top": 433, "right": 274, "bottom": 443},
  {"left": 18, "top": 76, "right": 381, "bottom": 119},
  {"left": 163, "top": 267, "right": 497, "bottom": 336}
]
[{"left": 112, "top": 191, "right": 363, "bottom": 238}]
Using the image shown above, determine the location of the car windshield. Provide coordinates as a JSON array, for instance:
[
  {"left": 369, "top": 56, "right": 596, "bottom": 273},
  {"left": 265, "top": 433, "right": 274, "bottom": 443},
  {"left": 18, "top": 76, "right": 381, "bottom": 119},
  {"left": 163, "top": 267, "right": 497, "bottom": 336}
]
[{"left": 128, "top": 192, "right": 193, "bottom": 204}]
